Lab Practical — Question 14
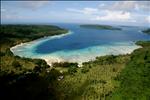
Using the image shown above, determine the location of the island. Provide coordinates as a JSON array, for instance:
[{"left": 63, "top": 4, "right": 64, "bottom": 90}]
[
  {"left": 0, "top": 25, "right": 150, "bottom": 100},
  {"left": 142, "top": 28, "right": 150, "bottom": 34},
  {"left": 80, "top": 24, "right": 121, "bottom": 30},
  {"left": 120, "top": 25, "right": 140, "bottom": 28}
]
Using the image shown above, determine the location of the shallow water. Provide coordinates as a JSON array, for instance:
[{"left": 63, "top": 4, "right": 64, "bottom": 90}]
[{"left": 11, "top": 23, "right": 150, "bottom": 64}]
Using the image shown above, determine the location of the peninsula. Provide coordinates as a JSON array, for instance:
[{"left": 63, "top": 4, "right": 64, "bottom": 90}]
[{"left": 0, "top": 24, "right": 150, "bottom": 100}]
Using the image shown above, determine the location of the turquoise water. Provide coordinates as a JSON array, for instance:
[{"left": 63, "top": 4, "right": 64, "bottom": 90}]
[{"left": 11, "top": 23, "right": 150, "bottom": 64}]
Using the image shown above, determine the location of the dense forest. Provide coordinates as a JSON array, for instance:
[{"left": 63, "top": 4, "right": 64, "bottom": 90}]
[
  {"left": 109, "top": 41, "right": 150, "bottom": 100},
  {"left": 52, "top": 41, "right": 150, "bottom": 100},
  {"left": 0, "top": 25, "right": 68, "bottom": 52},
  {"left": 0, "top": 25, "right": 68, "bottom": 100},
  {"left": 0, "top": 25, "right": 150, "bottom": 100}
]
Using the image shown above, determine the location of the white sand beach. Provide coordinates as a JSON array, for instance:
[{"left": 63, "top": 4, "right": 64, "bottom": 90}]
[{"left": 10, "top": 30, "right": 142, "bottom": 67}]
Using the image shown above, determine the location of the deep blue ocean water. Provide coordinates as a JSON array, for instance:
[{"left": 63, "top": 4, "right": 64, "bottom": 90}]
[{"left": 11, "top": 23, "right": 150, "bottom": 64}]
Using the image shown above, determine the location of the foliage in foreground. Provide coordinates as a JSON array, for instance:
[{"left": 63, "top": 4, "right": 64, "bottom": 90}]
[
  {"left": 53, "top": 55, "right": 130, "bottom": 100},
  {"left": 109, "top": 41, "right": 150, "bottom": 100},
  {"left": 0, "top": 25, "right": 68, "bottom": 100},
  {"left": 0, "top": 67, "right": 63, "bottom": 100},
  {"left": 52, "top": 41, "right": 150, "bottom": 100},
  {"left": 0, "top": 25, "right": 150, "bottom": 100}
]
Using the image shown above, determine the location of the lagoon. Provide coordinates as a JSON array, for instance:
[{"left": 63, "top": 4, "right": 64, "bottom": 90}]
[{"left": 11, "top": 23, "right": 150, "bottom": 64}]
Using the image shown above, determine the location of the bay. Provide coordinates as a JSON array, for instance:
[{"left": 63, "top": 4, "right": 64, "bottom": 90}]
[{"left": 11, "top": 23, "right": 150, "bottom": 64}]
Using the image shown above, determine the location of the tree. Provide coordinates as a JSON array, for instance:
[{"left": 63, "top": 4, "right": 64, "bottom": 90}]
[
  {"left": 52, "top": 62, "right": 78, "bottom": 68},
  {"left": 68, "top": 67, "right": 77, "bottom": 75},
  {"left": 81, "top": 67, "right": 89, "bottom": 73},
  {"left": 46, "top": 69, "right": 61, "bottom": 81},
  {"left": 12, "top": 60, "right": 21, "bottom": 68},
  {"left": 6, "top": 48, "right": 13, "bottom": 56}
]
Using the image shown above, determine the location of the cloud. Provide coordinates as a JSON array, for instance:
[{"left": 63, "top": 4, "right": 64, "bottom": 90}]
[
  {"left": 99, "top": 3, "right": 105, "bottom": 7},
  {"left": 1, "top": 1, "right": 149, "bottom": 25},
  {"left": 96, "top": 1, "right": 149, "bottom": 23},
  {"left": 100, "top": 1, "right": 150, "bottom": 12},
  {"left": 1, "top": 13, "right": 22, "bottom": 20},
  {"left": 67, "top": 7, "right": 98, "bottom": 15},
  {"left": 110, "top": 1, "right": 137, "bottom": 11},
  {"left": 21, "top": 1, "right": 49, "bottom": 10},
  {"left": 67, "top": 1, "right": 149, "bottom": 23},
  {"left": 135, "top": 1, "right": 150, "bottom": 12},
  {"left": 93, "top": 10, "right": 136, "bottom": 22},
  {"left": 1, "top": 8, "right": 6, "bottom": 12},
  {"left": 146, "top": 16, "right": 150, "bottom": 23},
  {"left": 1, "top": 8, "right": 22, "bottom": 20},
  {"left": 67, "top": 7, "right": 136, "bottom": 23}
]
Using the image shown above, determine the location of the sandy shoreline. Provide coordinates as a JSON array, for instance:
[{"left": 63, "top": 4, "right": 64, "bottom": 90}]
[
  {"left": 10, "top": 31, "right": 73, "bottom": 53},
  {"left": 10, "top": 31, "right": 141, "bottom": 67},
  {"left": 40, "top": 56, "right": 65, "bottom": 66},
  {"left": 37, "top": 44, "right": 141, "bottom": 67},
  {"left": 10, "top": 31, "right": 74, "bottom": 66}
]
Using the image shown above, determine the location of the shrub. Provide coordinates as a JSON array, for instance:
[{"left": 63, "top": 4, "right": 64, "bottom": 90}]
[
  {"left": 12, "top": 60, "right": 21, "bottom": 68},
  {"left": 52, "top": 62, "right": 78, "bottom": 68},
  {"left": 81, "top": 67, "right": 89, "bottom": 73},
  {"left": 5, "top": 48, "right": 13, "bottom": 56},
  {"left": 68, "top": 66, "right": 77, "bottom": 75}
]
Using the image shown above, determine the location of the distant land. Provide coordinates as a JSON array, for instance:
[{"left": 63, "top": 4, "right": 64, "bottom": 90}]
[
  {"left": 80, "top": 24, "right": 121, "bottom": 30},
  {"left": 0, "top": 24, "right": 150, "bottom": 100},
  {"left": 142, "top": 28, "right": 150, "bottom": 34},
  {"left": 119, "top": 25, "right": 140, "bottom": 28}
]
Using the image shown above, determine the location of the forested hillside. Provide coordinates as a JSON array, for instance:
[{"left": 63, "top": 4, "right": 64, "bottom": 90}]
[
  {"left": 0, "top": 25, "right": 68, "bottom": 100},
  {"left": 0, "top": 25, "right": 149, "bottom": 100},
  {"left": 109, "top": 41, "right": 150, "bottom": 100}
]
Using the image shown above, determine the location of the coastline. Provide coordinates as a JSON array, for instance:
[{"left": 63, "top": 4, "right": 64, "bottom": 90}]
[
  {"left": 10, "top": 31, "right": 142, "bottom": 67},
  {"left": 10, "top": 31, "right": 73, "bottom": 53},
  {"left": 11, "top": 42, "right": 141, "bottom": 67},
  {"left": 41, "top": 44, "right": 141, "bottom": 66}
]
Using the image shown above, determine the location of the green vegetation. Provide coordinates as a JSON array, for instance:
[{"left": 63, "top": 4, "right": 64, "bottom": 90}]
[
  {"left": 109, "top": 41, "right": 150, "bottom": 100},
  {"left": 120, "top": 25, "right": 139, "bottom": 28},
  {"left": 0, "top": 24, "right": 149, "bottom": 100},
  {"left": 53, "top": 55, "right": 130, "bottom": 100},
  {"left": 68, "top": 66, "right": 78, "bottom": 75},
  {"left": 142, "top": 28, "right": 150, "bottom": 34},
  {"left": 51, "top": 41, "right": 150, "bottom": 100},
  {"left": 52, "top": 62, "right": 78, "bottom": 68},
  {"left": 80, "top": 24, "right": 121, "bottom": 30},
  {"left": 0, "top": 25, "right": 68, "bottom": 100},
  {"left": 0, "top": 25, "right": 68, "bottom": 52}
]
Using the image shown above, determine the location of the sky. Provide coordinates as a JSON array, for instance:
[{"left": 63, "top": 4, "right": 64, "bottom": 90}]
[{"left": 1, "top": 1, "right": 150, "bottom": 26}]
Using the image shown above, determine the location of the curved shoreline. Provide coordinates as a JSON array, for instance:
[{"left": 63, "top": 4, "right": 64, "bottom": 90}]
[
  {"left": 10, "top": 26, "right": 144, "bottom": 67},
  {"left": 10, "top": 31, "right": 73, "bottom": 53},
  {"left": 11, "top": 37, "right": 141, "bottom": 66},
  {"left": 43, "top": 44, "right": 141, "bottom": 66}
]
